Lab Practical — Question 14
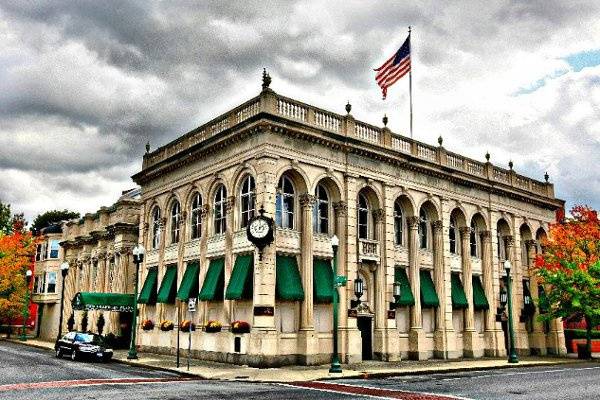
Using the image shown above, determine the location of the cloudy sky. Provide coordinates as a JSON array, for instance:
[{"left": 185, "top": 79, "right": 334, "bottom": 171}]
[{"left": 1, "top": 1, "right": 599, "bottom": 222}]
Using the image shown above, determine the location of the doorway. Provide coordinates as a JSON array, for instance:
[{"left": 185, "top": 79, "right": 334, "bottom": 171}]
[{"left": 357, "top": 316, "right": 373, "bottom": 360}]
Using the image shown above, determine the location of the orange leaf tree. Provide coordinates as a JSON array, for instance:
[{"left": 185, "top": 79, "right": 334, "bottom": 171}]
[
  {"left": 0, "top": 221, "right": 38, "bottom": 323},
  {"left": 534, "top": 205, "right": 600, "bottom": 356}
]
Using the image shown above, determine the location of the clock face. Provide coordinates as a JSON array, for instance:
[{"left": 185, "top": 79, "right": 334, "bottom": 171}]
[{"left": 249, "top": 218, "right": 270, "bottom": 239}]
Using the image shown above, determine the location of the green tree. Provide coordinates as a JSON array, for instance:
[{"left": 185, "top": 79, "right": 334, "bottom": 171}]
[
  {"left": 0, "top": 201, "right": 12, "bottom": 235},
  {"left": 30, "top": 209, "right": 80, "bottom": 233}
]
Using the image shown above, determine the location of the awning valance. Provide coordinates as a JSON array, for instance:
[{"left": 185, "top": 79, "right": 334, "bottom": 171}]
[
  {"left": 313, "top": 258, "right": 333, "bottom": 303},
  {"left": 394, "top": 267, "right": 415, "bottom": 307},
  {"left": 420, "top": 270, "right": 439, "bottom": 308},
  {"left": 276, "top": 255, "right": 304, "bottom": 301},
  {"left": 225, "top": 254, "right": 253, "bottom": 300},
  {"left": 199, "top": 258, "right": 225, "bottom": 301},
  {"left": 72, "top": 292, "right": 135, "bottom": 312},
  {"left": 472, "top": 276, "right": 489, "bottom": 310},
  {"left": 157, "top": 265, "right": 177, "bottom": 304},
  {"left": 451, "top": 273, "right": 469, "bottom": 309},
  {"left": 137, "top": 268, "right": 158, "bottom": 305},
  {"left": 176, "top": 261, "right": 200, "bottom": 301}
]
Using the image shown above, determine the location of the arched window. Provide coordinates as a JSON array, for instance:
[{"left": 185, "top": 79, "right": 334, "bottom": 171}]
[
  {"left": 314, "top": 184, "right": 329, "bottom": 234},
  {"left": 449, "top": 216, "right": 458, "bottom": 254},
  {"left": 214, "top": 185, "right": 227, "bottom": 235},
  {"left": 419, "top": 208, "right": 428, "bottom": 249},
  {"left": 170, "top": 200, "right": 181, "bottom": 244},
  {"left": 240, "top": 176, "right": 256, "bottom": 228},
  {"left": 394, "top": 201, "right": 404, "bottom": 245},
  {"left": 358, "top": 193, "right": 369, "bottom": 239},
  {"left": 151, "top": 206, "right": 161, "bottom": 249},
  {"left": 190, "top": 193, "right": 202, "bottom": 240},
  {"left": 276, "top": 175, "right": 295, "bottom": 229},
  {"left": 470, "top": 221, "right": 479, "bottom": 257}
]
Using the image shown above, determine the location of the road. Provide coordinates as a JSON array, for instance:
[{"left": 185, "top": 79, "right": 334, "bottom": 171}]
[{"left": 1, "top": 340, "right": 598, "bottom": 400}]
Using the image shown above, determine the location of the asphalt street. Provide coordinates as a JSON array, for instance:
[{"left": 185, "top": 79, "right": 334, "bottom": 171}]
[{"left": 1, "top": 340, "right": 599, "bottom": 400}]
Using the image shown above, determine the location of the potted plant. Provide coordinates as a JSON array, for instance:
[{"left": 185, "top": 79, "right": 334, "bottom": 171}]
[
  {"left": 141, "top": 319, "right": 155, "bottom": 331},
  {"left": 160, "top": 320, "right": 174, "bottom": 331},
  {"left": 180, "top": 319, "right": 196, "bottom": 332},
  {"left": 205, "top": 320, "right": 222, "bottom": 333},
  {"left": 231, "top": 320, "right": 250, "bottom": 334}
]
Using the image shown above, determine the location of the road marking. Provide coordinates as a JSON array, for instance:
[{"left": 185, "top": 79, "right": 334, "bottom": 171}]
[
  {"left": 0, "top": 377, "right": 197, "bottom": 392},
  {"left": 282, "top": 381, "right": 473, "bottom": 400}
]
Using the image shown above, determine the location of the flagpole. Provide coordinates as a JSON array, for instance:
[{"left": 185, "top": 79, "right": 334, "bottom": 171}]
[{"left": 408, "top": 26, "right": 413, "bottom": 138}]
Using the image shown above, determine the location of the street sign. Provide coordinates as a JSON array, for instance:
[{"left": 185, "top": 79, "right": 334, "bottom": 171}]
[
  {"left": 335, "top": 275, "right": 347, "bottom": 287},
  {"left": 188, "top": 298, "right": 196, "bottom": 312}
]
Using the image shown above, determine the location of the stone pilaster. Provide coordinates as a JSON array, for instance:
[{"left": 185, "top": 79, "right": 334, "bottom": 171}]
[
  {"left": 407, "top": 215, "right": 426, "bottom": 359},
  {"left": 481, "top": 230, "right": 500, "bottom": 356},
  {"left": 526, "top": 239, "right": 546, "bottom": 355},
  {"left": 460, "top": 226, "right": 478, "bottom": 357},
  {"left": 432, "top": 220, "right": 447, "bottom": 358}
]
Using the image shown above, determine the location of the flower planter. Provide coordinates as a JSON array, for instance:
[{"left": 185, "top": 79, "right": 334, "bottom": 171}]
[{"left": 570, "top": 339, "right": 600, "bottom": 353}]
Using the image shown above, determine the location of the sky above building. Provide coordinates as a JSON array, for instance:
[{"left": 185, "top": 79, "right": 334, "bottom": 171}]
[{"left": 0, "top": 1, "right": 598, "bottom": 222}]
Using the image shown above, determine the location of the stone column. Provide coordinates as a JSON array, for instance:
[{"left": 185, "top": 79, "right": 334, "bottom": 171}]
[
  {"left": 526, "top": 239, "right": 546, "bottom": 355},
  {"left": 96, "top": 251, "right": 107, "bottom": 294},
  {"left": 432, "top": 220, "right": 447, "bottom": 358},
  {"left": 372, "top": 208, "right": 388, "bottom": 360},
  {"left": 460, "top": 226, "right": 478, "bottom": 357},
  {"left": 481, "top": 230, "right": 499, "bottom": 356},
  {"left": 504, "top": 235, "right": 520, "bottom": 352},
  {"left": 407, "top": 216, "right": 425, "bottom": 359},
  {"left": 199, "top": 204, "right": 210, "bottom": 327},
  {"left": 333, "top": 200, "right": 348, "bottom": 332},
  {"left": 157, "top": 217, "right": 167, "bottom": 322},
  {"left": 299, "top": 193, "right": 318, "bottom": 364},
  {"left": 224, "top": 198, "right": 235, "bottom": 328}
]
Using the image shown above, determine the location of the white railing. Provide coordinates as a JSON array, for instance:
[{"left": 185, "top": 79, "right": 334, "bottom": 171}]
[
  {"left": 392, "top": 136, "right": 411, "bottom": 153},
  {"left": 447, "top": 154, "right": 463, "bottom": 169},
  {"left": 235, "top": 101, "right": 260, "bottom": 124},
  {"left": 466, "top": 161, "right": 484, "bottom": 176},
  {"left": 355, "top": 123, "right": 380, "bottom": 143},
  {"left": 277, "top": 99, "right": 307, "bottom": 121},
  {"left": 516, "top": 176, "right": 529, "bottom": 189},
  {"left": 493, "top": 168, "right": 509, "bottom": 183},
  {"left": 209, "top": 118, "right": 229, "bottom": 136},
  {"left": 314, "top": 111, "right": 341, "bottom": 132},
  {"left": 417, "top": 144, "right": 436, "bottom": 161}
]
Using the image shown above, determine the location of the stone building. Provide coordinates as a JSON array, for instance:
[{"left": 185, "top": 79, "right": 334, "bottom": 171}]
[
  {"left": 129, "top": 75, "right": 566, "bottom": 366},
  {"left": 56, "top": 189, "right": 141, "bottom": 344}
]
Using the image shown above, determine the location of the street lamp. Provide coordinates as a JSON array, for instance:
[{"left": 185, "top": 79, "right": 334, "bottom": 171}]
[
  {"left": 19, "top": 269, "right": 33, "bottom": 341},
  {"left": 351, "top": 275, "right": 364, "bottom": 309},
  {"left": 329, "top": 234, "right": 342, "bottom": 373},
  {"left": 390, "top": 281, "right": 401, "bottom": 309},
  {"left": 56, "top": 262, "right": 70, "bottom": 341},
  {"left": 503, "top": 260, "right": 518, "bottom": 363},
  {"left": 128, "top": 244, "right": 145, "bottom": 360}
]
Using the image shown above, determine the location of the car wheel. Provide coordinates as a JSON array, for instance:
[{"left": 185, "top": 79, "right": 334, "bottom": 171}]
[
  {"left": 103, "top": 355, "right": 112, "bottom": 363},
  {"left": 55, "top": 349, "right": 62, "bottom": 358},
  {"left": 70, "top": 350, "right": 78, "bottom": 361}
]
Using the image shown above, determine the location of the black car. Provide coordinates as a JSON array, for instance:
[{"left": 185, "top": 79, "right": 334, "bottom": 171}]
[{"left": 55, "top": 331, "right": 113, "bottom": 362}]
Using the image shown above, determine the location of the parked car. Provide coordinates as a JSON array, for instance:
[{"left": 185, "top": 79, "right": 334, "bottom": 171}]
[{"left": 55, "top": 331, "right": 113, "bottom": 362}]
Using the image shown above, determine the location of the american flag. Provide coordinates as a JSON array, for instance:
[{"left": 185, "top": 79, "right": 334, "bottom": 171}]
[{"left": 374, "top": 35, "right": 411, "bottom": 99}]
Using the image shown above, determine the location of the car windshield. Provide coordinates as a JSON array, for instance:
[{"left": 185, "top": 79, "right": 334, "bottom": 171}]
[{"left": 76, "top": 333, "right": 104, "bottom": 345}]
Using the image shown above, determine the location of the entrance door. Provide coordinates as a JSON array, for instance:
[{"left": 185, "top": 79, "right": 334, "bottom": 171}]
[
  {"left": 357, "top": 316, "right": 372, "bottom": 360},
  {"left": 118, "top": 312, "right": 133, "bottom": 348}
]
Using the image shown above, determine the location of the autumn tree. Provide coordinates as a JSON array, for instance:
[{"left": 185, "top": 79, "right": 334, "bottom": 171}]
[
  {"left": 0, "top": 221, "right": 38, "bottom": 324},
  {"left": 535, "top": 205, "right": 600, "bottom": 357}
]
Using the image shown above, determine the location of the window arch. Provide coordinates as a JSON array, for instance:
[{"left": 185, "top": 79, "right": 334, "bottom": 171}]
[
  {"left": 276, "top": 175, "right": 295, "bottom": 229},
  {"left": 419, "top": 208, "right": 428, "bottom": 249},
  {"left": 314, "top": 184, "right": 329, "bottom": 234},
  {"left": 170, "top": 200, "right": 181, "bottom": 244},
  {"left": 214, "top": 185, "right": 227, "bottom": 235},
  {"left": 240, "top": 176, "right": 256, "bottom": 228},
  {"left": 449, "top": 216, "right": 458, "bottom": 254},
  {"left": 394, "top": 200, "right": 404, "bottom": 245},
  {"left": 470, "top": 220, "right": 479, "bottom": 257},
  {"left": 151, "top": 206, "right": 161, "bottom": 249},
  {"left": 358, "top": 193, "right": 369, "bottom": 239},
  {"left": 190, "top": 193, "right": 202, "bottom": 240}
]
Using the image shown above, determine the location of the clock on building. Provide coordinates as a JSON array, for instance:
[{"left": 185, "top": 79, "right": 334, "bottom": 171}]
[{"left": 246, "top": 206, "right": 274, "bottom": 259}]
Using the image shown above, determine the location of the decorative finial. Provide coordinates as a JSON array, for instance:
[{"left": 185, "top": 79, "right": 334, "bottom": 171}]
[
  {"left": 145, "top": 141, "right": 150, "bottom": 153},
  {"left": 485, "top": 151, "right": 490, "bottom": 162},
  {"left": 508, "top": 160, "right": 513, "bottom": 170},
  {"left": 438, "top": 135, "right": 443, "bottom": 146},
  {"left": 345, "top": 101, "right": 351, "bottom": 114},
  {"left": 544, "top": 172, "right": 549, "bottom": 182},
  {"left": 262, "top": 68, "right": 271, "bottom": 90},
  {"left": 382, "top": 114, "right": 388, "bottom": 127}
]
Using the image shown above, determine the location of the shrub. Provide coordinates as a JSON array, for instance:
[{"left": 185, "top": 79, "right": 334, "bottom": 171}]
[
  {"left": 180, "top": 319, "right": 196, "bottom": 332},
  {"left": 160, "top": 320, "right": 174, "bottom": 331},
  {"left": 141, "top": 319, "right": 155, "bottom": 331},
  {"left": 205, "top": 320, "right": 222, "bottom": 333},
  {"left": 231, "top": 320, "right": 250, "bottom": 334}
]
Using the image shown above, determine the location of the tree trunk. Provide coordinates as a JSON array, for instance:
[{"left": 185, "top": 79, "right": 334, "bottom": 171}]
[{"left": 585, "top": 315, "right": 593, "bottom": 359}]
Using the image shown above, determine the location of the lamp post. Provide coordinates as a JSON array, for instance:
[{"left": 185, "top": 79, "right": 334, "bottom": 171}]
[
  {"left": 503, "top": 260, "right": 518, "bottom": 363},
  {"left": 128, "top": 244, "right": 144, "bottom": 360},
  {"left": 19, "top": 269, "right": 33, "bottom": 341},
  {"left": 329, "top": 234, "right": 343, "bottom": 373},
  {"left": 56, "top": 262, "right": 70, "bottom": 341}
]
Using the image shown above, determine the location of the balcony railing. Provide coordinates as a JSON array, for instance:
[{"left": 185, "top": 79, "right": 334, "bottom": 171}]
[
  {"left": 141, "top": 90, "right": 554, "bottom": 199},
  {"left": 359, "top": 238, "right": 379, "bottom": 261}
]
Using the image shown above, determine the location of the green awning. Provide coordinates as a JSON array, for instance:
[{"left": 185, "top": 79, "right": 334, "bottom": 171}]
[
  {"left": 538, "top": 285, "right": 549, "bottom": 313},
  {"left": 176, "top": 261, "right": 200, "bottom": 301},
  {"left": 137, "top": 268, "right": 158, "bottom": 305},
  {"left": 451, "top": 273, "right": 469, "bottom": 309},
  {"left": 276, "top": 255, "right": 304, "bottom": 301},
  {"left": 314, "top": 258, "right": 333, "bottom": 303},
  {"left": 472, "top": 276, "right": 489, "bottom": 310},
  {"left": 157, "top": 265, "right": 177, "bottom": 304},
  {"left": 199, "top": 258, "right": 224, "bottom": 301},
  {"left": 394, "top": 266, "right": 415, "bottom": 306},
  {"left": 420, "top": 270, "right": 439, "bottom": 308},
  {"left": 72, "top": 292, "right": 134, "bottom": 312},
  {"left": 225, "top": 254, "right": 253, "bottom": 300}
]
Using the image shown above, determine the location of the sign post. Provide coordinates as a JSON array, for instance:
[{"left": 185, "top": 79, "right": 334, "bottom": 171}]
[{"left": 187, "top": 298, "right": 196, "bottom": 371}]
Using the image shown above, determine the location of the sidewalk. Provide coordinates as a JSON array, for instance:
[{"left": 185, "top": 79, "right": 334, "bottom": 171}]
[{"left": 5, "top": 337, "right": 584, "bottom": 382}]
